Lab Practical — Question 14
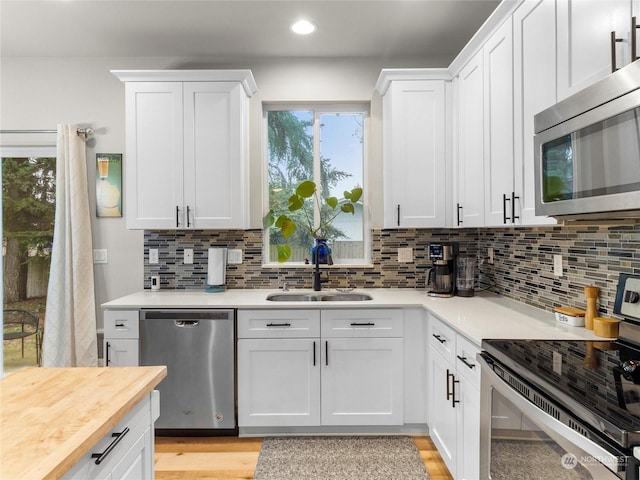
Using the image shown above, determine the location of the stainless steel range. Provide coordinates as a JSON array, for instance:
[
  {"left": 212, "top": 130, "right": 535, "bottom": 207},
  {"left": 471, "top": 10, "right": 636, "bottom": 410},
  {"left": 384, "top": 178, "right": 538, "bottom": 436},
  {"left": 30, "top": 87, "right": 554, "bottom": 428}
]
[{"left": 479, "top": 274, "right": 640, "bottom": 479}]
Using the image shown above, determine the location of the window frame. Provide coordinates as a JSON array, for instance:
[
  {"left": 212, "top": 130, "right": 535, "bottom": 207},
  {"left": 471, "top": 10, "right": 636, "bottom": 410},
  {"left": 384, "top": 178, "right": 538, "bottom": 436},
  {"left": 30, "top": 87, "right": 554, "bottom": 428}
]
[{"left": 262, "top": 103, "right": 371, "bottom": 266}]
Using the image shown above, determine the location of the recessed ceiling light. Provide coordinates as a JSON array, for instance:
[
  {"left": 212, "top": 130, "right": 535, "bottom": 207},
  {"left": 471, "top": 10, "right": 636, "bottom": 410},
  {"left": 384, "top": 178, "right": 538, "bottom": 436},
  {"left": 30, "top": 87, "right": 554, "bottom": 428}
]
[{"left": 291, "top": 19, "right": 317, "bottom": 35}]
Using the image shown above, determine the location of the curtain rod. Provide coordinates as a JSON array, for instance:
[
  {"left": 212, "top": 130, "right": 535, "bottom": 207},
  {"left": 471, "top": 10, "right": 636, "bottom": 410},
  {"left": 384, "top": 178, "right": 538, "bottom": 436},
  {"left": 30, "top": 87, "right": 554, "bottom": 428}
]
[{"left": 0, "top": 128, "right": 93, "bottom": 138}]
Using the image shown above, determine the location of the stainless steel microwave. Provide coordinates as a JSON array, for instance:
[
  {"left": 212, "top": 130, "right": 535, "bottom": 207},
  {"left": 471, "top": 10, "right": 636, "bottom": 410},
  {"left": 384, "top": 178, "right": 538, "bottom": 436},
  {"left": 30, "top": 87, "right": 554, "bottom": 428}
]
[{"left": 534, "top": 60, "right": 640, "bottom": 220}]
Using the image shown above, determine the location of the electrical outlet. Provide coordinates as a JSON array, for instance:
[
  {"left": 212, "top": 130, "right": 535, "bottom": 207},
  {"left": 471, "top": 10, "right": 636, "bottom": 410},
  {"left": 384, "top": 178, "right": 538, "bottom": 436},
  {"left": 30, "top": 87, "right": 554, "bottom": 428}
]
[
  {"left": 93, "top": 249, "right": 108, "bottom": 264},
  {"left": 554, "top": 254, "right": 563, "bottom": 277},
  {"left": 227, "top": 249, "right": 243, "bottom": 264},
  {"left": 149, "top": 249, "right": 159, "bottom": 264},
  {"left": 184, "top": 248, "right": 193, "bottom": 264},
  {"left": 398, "top": 247, "right": 413, "bottom": 263},
  {"left": 487, "top": 247, "right": 494, "bottom": 264}
]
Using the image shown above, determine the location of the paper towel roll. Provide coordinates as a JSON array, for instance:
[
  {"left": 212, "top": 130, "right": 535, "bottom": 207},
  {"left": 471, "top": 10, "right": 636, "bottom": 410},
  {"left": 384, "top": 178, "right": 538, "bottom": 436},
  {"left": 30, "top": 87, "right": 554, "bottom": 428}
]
[{"left": 207, "top": 248, "right": 227, "bottom": 286}]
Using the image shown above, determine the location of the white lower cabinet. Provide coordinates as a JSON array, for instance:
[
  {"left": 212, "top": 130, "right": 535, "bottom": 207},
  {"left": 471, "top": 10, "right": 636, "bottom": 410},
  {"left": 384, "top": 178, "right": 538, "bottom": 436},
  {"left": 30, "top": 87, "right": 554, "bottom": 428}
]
[
  {"left": 63, "top": 392, "right": 156, "bottom": 480},
  {"left": 104, "top": 310, "right": 139, "bottom": 367},
  {"left": 238, "top": 309, "right": 404, "bottom": 428},
  {"left": 428, "top": 314, "right": 480, "bottom": 480}
]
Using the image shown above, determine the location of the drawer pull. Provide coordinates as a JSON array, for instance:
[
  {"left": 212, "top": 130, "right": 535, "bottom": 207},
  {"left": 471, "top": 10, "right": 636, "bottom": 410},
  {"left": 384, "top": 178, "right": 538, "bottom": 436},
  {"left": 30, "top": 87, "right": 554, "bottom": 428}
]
[
  {"left": 313, "top": 341, "right": 316, "bottom": 366},
  {"left": 92, "top": 427, "right": 130, "bottom": 465},
  {"left": 432, "top": 334, "right": 446, "bottom": 344},
  {"left": 266, "top": 322, "right": 291, "bottom": 327},
  {"left": 457, "top": 355, "right": 476, "bottom": 370},
  {"left": 115, "top": 322, "right": 125, "bottom": 328},
  {"left": 350, "top": 322, "right": 375, "bottom": 327}
]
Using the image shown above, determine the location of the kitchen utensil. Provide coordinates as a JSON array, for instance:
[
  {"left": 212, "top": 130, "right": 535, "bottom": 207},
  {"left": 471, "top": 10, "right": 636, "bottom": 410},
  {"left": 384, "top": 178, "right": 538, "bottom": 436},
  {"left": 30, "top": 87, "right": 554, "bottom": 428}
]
[{"left": 584, "top": 286, "right": 600, "bottom": 330}]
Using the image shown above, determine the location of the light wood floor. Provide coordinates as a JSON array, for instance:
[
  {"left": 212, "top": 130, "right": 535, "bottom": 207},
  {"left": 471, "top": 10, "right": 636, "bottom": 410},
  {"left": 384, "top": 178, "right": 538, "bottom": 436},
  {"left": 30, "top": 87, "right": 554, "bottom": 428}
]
[{"left": 155, "top": 435, "right": 453, "bottom": 480}]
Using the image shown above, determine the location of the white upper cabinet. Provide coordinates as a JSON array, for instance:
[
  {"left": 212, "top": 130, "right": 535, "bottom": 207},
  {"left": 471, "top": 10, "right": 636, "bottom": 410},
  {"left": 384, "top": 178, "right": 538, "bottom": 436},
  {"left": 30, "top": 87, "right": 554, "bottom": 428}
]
[
  {"left": 513, "top": 0, "right": 557, "bottom": 226},
  {"left": 376, "top": 70, "right": 449, "bottom": 228},
  {"left": 113, "top": 70, "right": 256, "bottom": 230},
  {"left": 456, "top": 52, "right": 485, "bottom": 228},
  {"left": 557, "top": 0, "right": 635, "bottom": 100},
  {"left": 483, "top": 18, "right": 515, "bottom": 227}
]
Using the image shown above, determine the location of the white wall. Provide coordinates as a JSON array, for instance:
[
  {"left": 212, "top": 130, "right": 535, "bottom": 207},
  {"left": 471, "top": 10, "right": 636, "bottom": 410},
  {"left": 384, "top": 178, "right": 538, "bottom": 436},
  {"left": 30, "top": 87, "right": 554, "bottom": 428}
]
[{"left": 0, "top": 54, "right": 429, "bottom": 326}]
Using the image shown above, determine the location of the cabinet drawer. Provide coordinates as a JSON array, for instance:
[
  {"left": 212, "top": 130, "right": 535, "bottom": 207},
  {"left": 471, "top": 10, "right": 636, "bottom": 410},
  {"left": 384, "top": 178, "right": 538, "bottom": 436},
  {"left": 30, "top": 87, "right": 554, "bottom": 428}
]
[
  {"left": 63, "top": 394, "right": 151, "bottom": 479},
  {"left": 429, "top": 315, "right": 456, "bottom": 363},
  {"left": 321, "top": 309, "right": 403, "bottom": 338},
  {"left": 103, "top": 310, "right": 139, "bottom": 339},
  {"left": 455, "top": 334, "right": 481, "bottom": 389},
  {"left": 238, "top": 310, "right": 320, "bottom": 338}
]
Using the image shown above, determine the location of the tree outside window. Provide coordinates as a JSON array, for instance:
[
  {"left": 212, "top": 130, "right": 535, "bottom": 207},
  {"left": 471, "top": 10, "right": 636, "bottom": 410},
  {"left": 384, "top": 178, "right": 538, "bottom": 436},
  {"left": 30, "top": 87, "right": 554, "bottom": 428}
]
[{"left": 265, "top": 106, "right": 367, "bottom": 264}]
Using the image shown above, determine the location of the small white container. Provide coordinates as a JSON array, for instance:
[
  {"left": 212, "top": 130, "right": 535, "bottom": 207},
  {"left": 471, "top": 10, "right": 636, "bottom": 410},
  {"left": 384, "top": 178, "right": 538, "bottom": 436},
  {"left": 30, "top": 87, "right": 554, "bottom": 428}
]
[{"left": 554, "top": 306, "right": 586, "bottom": 327}]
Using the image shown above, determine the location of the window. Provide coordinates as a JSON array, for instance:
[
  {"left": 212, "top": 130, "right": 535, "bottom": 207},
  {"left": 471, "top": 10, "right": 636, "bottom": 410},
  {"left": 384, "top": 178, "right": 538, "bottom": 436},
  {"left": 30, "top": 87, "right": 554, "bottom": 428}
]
[
  {"left": 1, "top": 146, "right": 56, "bottom": 371},
  {"left": 264, "top": 104, "right": 369, "bottom": 264}
]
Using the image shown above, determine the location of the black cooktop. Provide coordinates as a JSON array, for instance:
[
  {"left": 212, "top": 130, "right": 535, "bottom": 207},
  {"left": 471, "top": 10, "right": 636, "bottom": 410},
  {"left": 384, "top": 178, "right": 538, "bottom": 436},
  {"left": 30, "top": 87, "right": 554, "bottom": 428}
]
[{"left": 483, "top": 336, "right": 640, "bottom": 448}]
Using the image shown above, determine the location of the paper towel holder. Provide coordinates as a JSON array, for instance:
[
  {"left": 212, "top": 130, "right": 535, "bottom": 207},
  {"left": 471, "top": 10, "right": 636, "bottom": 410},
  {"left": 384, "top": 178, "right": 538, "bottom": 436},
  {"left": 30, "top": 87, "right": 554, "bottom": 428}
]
[{"left": 206, "top": 247, "right": 228, "bottom": 293}]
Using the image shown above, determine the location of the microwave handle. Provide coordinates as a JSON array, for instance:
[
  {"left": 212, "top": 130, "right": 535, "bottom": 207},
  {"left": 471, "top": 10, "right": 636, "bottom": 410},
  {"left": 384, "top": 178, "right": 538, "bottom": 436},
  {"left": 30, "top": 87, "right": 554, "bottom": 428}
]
[
  {"left": 611, "top": 31, "right": 624, "bottom": 73},
  {"left": 478, "top": 354, "right": 622, "bottom": 477}
]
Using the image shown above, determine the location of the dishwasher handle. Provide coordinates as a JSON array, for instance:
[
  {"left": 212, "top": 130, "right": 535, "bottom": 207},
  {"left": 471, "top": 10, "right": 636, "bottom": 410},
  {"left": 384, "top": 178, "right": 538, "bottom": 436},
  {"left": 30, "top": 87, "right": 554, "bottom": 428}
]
[{"left": 175, "top": 320, "right": 199, "bottom": 327}]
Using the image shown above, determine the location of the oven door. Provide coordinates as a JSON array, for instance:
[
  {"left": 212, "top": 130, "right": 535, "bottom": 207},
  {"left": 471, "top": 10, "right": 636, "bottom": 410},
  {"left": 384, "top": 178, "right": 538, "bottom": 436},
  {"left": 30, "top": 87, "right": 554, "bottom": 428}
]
[{"left": 479, "top": 354, "right": 632, "bottom": 480}]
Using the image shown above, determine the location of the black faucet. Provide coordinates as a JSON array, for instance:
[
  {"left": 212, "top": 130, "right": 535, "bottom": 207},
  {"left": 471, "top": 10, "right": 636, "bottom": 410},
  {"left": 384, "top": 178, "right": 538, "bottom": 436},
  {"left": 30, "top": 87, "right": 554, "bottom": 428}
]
[{"left": 313, "top": 240, "right": 333, "bottom": 291}]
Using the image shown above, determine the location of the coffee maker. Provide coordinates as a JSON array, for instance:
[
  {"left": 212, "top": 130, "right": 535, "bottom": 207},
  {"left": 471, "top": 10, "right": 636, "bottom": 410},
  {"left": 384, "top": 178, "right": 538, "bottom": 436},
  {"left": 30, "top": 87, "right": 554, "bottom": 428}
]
[{"left": 426, "top": 243, "right": 457, "bottom": 297}]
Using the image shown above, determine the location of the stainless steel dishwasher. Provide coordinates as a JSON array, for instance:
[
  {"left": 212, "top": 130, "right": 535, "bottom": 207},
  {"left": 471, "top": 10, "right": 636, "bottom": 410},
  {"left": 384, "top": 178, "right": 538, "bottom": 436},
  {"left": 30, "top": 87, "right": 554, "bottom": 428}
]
[{"left": 139, "top": 309, "right": 236, "bottom": 434}]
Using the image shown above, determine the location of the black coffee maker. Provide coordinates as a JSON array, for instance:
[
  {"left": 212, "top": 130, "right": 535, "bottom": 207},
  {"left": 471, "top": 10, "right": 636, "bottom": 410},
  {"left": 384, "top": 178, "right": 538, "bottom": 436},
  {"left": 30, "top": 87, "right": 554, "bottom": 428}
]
[{"left": 426, "top": 243, "right": 457, "bottom": 297}]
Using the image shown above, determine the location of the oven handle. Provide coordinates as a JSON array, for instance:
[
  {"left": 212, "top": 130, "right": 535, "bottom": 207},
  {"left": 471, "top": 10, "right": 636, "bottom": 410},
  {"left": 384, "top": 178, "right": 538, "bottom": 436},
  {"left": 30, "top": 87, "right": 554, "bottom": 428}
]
[{"left": 478, "top": 354, "right": 624, "bottom": 478}]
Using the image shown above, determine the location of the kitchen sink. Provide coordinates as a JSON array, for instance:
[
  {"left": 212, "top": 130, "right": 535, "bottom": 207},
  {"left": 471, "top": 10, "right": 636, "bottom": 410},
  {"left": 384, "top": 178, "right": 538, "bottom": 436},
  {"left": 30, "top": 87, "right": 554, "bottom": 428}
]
[{"left": 266, "top": 292, "right": 373, "bottom": 302}]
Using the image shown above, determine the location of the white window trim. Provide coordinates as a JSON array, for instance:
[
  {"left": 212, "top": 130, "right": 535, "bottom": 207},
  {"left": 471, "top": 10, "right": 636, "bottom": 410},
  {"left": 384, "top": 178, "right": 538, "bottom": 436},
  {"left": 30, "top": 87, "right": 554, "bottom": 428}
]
[{"left": 263, "top": 103, "right": 371, "bottom": 266}]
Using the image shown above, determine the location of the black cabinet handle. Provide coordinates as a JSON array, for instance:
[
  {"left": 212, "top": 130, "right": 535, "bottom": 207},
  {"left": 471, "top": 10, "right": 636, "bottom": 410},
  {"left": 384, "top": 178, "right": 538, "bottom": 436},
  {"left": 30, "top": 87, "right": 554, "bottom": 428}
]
[
  {"left": 446, "top": 368, "right": 453, "bottom": 400},
  {"left": 611, "top": 31, "right": 623, "bottom": 72},
  {"left": 186, "top": 205, "right": 192, "bottom": 228},
  {"left": 457, "top": 355, "right": 476, "bottom": 370},
  {"left": 92, "top": 427, "right": 130, "bottom": 465},
  {"left": 105, "top": 341, "right": 111, "bottom": 366},
  {"left": 176, "top": 205, "right": 180, "bottom": 228},
  {"left": 313, "top": 341, "right": 316, "bottom": 366},
  {"left": 325, "top": 341, "right": 329, "bottom": 366},
  {"left": 511, "top": 191, "right": 520, "bottom": 223},
  {"left": 432, "top": 333, "right": 446, "bottom": 344},
  {"left": 503, "top": 193, "right": 510, "bottom": 224},
  {"left": 456, "top": 203, "right": 463, "bottom": 226},
  {"left": 451, "top": 376, "right": 460, "bottom": 408},
  {"left": 266, "top": 323, "right": 291, "bottom": 327},
  {"left": 350, "top": 322, "right": 375, "bottom": 327},
  {"left": 633, "top": 17, "right": 640, "bottom": 62},
  {"left": 397, "top": 204, "right": 401, "bottom": 227}
]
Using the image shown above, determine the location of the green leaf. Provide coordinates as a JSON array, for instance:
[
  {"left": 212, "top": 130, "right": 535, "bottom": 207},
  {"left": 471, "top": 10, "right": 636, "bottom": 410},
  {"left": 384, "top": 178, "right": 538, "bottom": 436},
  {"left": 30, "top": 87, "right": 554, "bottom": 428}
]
[
  {"left": 280, "top": 218, "right": 297, "bottom": 238},
  {"left": 288, "top": 194, "right": 304, "bottom": 211},
  {"left": 326, "top": 197, "right": 338, "bottom": 209},
  {"left": 349, "top": 187, "right": 363, "bottom": 203},
  {"left": 262, "top": 209, "right": 275, "bottom": 228},
  {"left": 296, "top": 180, "right": 316, "bottom": 198},
  {"left": 274, "top": 214, "right": 289, "bottom": 228},
  {"left": 276, "top": 245, "right": 292, "bottom": 263},
  {"left": 341, "top": 203, "right": 355, "bottom": 214}
]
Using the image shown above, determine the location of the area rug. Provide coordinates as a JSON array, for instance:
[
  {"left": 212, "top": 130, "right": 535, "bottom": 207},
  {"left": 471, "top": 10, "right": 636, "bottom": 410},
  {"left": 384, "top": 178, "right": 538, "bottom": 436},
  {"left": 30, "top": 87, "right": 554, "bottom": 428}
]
[{"left": 253, "top": 436, "right": 430, "bottom": 480}]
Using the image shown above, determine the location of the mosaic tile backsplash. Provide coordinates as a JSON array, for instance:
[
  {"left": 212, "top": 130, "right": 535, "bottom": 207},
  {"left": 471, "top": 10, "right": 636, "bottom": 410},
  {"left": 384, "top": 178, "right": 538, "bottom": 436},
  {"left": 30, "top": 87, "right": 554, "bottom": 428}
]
[{"left": 144, "top": 224, "right": 640, "bottom": 317}]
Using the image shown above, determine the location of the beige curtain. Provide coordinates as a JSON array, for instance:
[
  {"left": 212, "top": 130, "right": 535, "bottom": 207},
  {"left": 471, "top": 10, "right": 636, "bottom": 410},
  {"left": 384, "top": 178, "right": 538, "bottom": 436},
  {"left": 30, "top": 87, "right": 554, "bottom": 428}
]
[{"left": 42, "top": 125, "right": 98, "bottom": 367}]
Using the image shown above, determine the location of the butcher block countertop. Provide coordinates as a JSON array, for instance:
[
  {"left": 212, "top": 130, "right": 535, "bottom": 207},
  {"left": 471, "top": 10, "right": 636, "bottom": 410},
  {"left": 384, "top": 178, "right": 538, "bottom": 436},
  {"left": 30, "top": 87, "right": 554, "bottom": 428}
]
[{"left": 0, "top": 366, "right": 167, "bottom": 480}]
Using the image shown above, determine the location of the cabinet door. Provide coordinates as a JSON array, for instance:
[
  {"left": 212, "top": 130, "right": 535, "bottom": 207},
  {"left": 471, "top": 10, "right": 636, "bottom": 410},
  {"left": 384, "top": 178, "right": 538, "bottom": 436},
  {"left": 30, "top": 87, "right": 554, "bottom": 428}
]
[
  {"left": 457, "top": 52, "right": 485, "bottom": 228},
  {"left": 383, "top": 80, "right": 447, "bottom": 228},
  {"left": 237, "top": 338, "right": 320, "bottom": 427},
  {"left": 484, "top": 18, "right": 515, "bottom": 226},
  {"left": 321, "top": 337, "right": 403, "bottom": 425},
  {"left": 111, "top": 427, "right": 154, "bottom": 480},
  {"left": 183, "top": 82, "right": 249, "bottom": 229},
  {"left": 456, "top": 378, "right": 480, "bottom": 480},
  {"left": 104, "top": 338, "right": 138, "bottom": 367},
  {"left": 513, "top": 0, "right": 557, "bottom": 226},
  {"left": 124, "top": 82, "right": 184, "bottom": 229},
  {"left": 557, "top": 0, "right": 633, "bottom": 99},
  {"left": 428, "top": 349, "right": 457, "bottom": 478}
]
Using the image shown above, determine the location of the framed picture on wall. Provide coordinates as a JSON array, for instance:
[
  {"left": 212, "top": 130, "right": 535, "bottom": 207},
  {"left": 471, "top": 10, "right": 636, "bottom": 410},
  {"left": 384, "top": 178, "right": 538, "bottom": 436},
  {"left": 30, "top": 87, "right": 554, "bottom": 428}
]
[{"left": 96, "top": 153, "right": 122, "bottom": 217}]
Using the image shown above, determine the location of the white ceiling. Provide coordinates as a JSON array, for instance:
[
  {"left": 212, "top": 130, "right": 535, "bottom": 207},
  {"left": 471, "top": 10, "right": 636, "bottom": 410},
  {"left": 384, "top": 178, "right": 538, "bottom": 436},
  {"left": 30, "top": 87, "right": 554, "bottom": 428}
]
[{"left": 1, "top": 0, "right": 501, "bottom": 64}]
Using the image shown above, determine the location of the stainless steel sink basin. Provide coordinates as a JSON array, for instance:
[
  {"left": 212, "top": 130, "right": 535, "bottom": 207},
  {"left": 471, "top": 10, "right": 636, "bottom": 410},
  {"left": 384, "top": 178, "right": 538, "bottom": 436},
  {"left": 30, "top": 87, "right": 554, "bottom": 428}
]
[{"left": 266, "top": 292, "right": 373, "bottom": 302}]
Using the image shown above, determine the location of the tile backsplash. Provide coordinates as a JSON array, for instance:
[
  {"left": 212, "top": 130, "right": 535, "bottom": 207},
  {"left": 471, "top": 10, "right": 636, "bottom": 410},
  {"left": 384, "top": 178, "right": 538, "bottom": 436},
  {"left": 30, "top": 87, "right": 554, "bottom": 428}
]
[{"left": 144, "top": 224, "right": 640, "bottom": 316}]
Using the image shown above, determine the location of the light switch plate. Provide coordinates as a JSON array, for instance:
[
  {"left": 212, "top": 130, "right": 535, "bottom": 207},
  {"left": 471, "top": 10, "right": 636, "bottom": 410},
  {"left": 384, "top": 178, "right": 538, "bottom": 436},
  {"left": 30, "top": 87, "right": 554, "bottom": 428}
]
[
  {"left": 553, "top": 254, "right": 563, "bottom": 277},
  {"left": 227, "top": 249, "right": 243, "bottom": 264},
  {"left": 93, "top": 249, "right": 108, "bottom": 264},
  {"left": 398, "top": 247, "right": 413, "bottom": 263},
  {"left": 184, "top": 248, "right": 193, "bottom": 264},
  {"left": 149, "top": 249, "right": 159, "bottom": 264}
]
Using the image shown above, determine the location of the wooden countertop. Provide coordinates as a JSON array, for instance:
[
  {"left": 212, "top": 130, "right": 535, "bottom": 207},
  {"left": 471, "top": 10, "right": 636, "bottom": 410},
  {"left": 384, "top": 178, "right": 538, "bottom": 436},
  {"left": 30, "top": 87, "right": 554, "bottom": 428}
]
[{"left": 0, "top": 366, "right": 167, "bottom": 479}]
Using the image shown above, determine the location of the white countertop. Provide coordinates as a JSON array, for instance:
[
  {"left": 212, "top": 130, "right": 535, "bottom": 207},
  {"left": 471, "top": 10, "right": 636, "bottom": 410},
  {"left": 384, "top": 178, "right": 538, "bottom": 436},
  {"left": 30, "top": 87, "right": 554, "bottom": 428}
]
[{"left": 103, "top": 288, "right": 604, "bottom": 345}]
